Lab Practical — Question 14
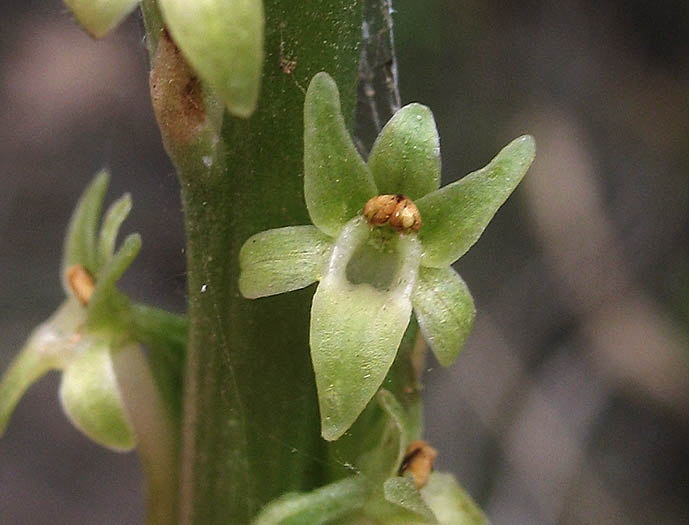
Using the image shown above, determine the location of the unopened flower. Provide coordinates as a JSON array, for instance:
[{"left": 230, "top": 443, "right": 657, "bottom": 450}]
[{"left": 157, "top": 0, "right": 264, "bottom": 117}]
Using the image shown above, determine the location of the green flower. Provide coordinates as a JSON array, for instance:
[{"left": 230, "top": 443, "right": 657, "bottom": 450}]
[
  {"left": 239, "top": 72, "right": 535, "bottom": 441},
  {"left": 0, "top": 172, "right": 142, "bottom": 450}
]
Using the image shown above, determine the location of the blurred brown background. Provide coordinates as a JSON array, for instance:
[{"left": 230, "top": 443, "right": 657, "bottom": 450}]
[{"left": 1, "top": 1, "right": 688, "bottom": 523}]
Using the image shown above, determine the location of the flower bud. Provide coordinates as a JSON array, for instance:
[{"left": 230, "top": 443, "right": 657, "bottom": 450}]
[{"left": 158, "top": 0, "right": 264, "bottom": 118}]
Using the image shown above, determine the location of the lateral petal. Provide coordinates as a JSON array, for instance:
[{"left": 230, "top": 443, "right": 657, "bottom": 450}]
[
  {"left": 417, "top": 135, "right": 535, "bottom": 267},
  {"left": 239, "top": 226, "right": 333, "bottom": 299},
  {"left": 412, "top": 266, "right": 475, "bottom": 367}
]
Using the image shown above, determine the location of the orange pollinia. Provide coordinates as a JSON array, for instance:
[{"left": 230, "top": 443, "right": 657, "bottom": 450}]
[{"left": 364, "top": 194, "right": 422, "bottom": 232}]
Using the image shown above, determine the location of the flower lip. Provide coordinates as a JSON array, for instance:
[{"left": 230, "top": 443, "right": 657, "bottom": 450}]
[{"left": 363, "top": 194, "right": 422, "bottom": 233}]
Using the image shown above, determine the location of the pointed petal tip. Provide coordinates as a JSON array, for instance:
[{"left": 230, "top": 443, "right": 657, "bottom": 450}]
[
  {"left": 93, "top": 168, "right": 111, "bottom": 183},
  {"left": 225, "top": 98, "right": 258, "bottom": 120},
  {"left": 310, "top": 71, "right": 336, "bottom": 89},
  {"left": 321, "top": 424, "right": 344, "bottom": 442},
  {"left": 65, "top": 0, "right": 140, "bottom": 40},
  {"left": 400, "top": 102, "right": 433, "bottom": 115},
  {"left": 417, "top": 134, "right": 536, "bottom": 267},
  {"left": 513, "top": 134, "right": 536, "bottom": 158}
]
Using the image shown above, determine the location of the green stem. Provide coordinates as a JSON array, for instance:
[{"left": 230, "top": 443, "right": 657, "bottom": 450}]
[
  {"left": 143, "top": 1, "right": 365, "bottom": 521},
  {"left": 143, "top": 1, "right": 429, "bottom": 521}
]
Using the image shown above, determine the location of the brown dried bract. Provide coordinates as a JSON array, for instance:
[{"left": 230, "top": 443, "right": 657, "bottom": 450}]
[
  {"left": 363, "top": 194, "right": 422, "bottom": 232},
  {"left": 398, "top": 440, "right": 437, "bottom": 489},
  {"left": 150, "top": 30, "right": 205, "bottom": 146},
  {"left": 66, "top": 265, "right": 95, "bottom": 306}
]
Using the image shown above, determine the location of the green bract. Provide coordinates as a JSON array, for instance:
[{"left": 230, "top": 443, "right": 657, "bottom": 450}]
[
  {"left": 63, "top": 0, "right": 141, "bottom": 39},
  {"left": 0, "top": 172, "right": 143, "bottom": 450},
  {"left": 158, "top": 0, "right": 265, "bottom": 118},
  {"left": 239, "top": 71, "right": 535, "bottom": 441}
]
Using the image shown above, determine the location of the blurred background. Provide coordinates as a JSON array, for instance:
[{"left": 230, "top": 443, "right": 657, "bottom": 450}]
[{"left": 1, "top": 1, "right": 688, "bottom": 523}]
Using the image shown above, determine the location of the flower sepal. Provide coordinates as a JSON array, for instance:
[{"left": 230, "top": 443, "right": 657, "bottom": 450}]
[
  {"left": 417, "top": 135, "right": 536, "bottom": 268},
  {"left": 412, "top": 266, "right": 475, "bottom": 367},
  {"left": 368, "top": 103, "right": 441, "bottom": 200}
]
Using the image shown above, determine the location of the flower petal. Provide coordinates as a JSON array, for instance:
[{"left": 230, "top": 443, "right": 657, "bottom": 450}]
[
  {"left": 368, "top": 103, "right": 441, "bottom": 200},
  {"left": 0, "top": 299, "right": 85, "bottom": 436},
  {"left": 158, "top": 0, "right": 264, "bottom": 118},
  {"left": 98, "top": 233, "right": 142, "bottom": 288},
  {"left": 383, "top": 476, "right": 438, "bottom": 523},
  {"left": 62, "top": 171, "right": 109, "bottom": 283},
  {"left": 59, "top": 339, "right": 136, "bottom": 451},
  {"left": 417, "top": 135, "right": 535, "bottom": 267},
  {"left": 412, "top": 266, "right": 475, "bottom": 367},
  {"left": 310, "top": 218, "right": 420, "bottom": 441},
  {"left": 252, "top": 476, "right": 368, "bottom": 525},
  {"left": 239, "top": 226, "right": 333, "bottom": 299},
  {"left": 304, "top": 72, "right": 377, "bottom": 237},
  {"left": 64, "top": 0, "right": 140, "bottom": 39},
  {"left": 420, "top": 473, "right": 488, "bottom": 524},
  {"left": 97, "top": 193, "right": 132, "bottom": 269},
  {"left": 87, "top": 233, "right": 142, "bottom": 326},
  {"left": 0, "top": 347, "right": 52, "bottom": 437}
]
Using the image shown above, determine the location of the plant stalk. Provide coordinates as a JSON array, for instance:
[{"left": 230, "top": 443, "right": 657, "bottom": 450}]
[{"left": 145, "top": 1, "right": 365, "bottom": 521}]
